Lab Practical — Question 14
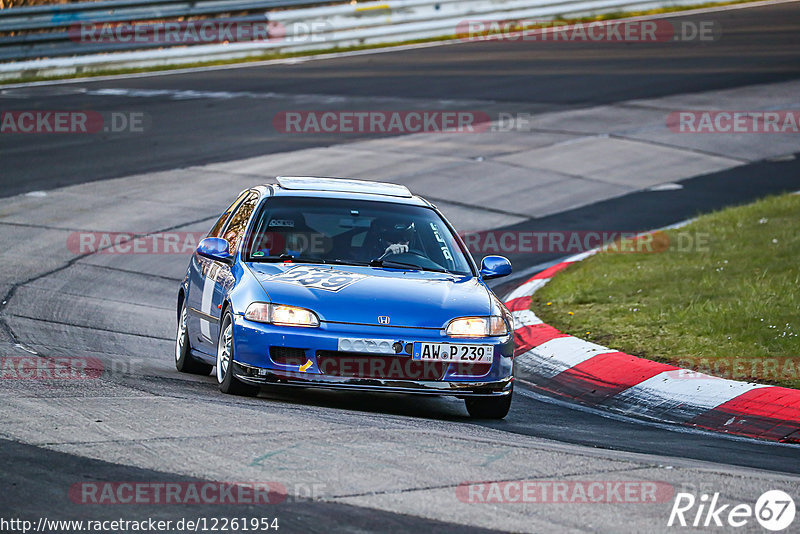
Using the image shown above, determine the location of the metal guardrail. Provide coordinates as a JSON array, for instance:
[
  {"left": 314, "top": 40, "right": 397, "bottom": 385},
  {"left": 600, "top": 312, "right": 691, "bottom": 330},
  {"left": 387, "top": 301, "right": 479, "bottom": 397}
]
[
  {"left": 0, "top": 0, "right": 724, "bottom": 80},
  {"left": 0, "top": 0, "right": 326, "bottom": 31},
  {"left": 0, "top": 14, "right": 272, "bottom": 61},
  {"left": 0, "top": 0, "right": 330, "bottom": 61},
  {"left": 0, "top": 0, "right": 186, "bottom": 16}
]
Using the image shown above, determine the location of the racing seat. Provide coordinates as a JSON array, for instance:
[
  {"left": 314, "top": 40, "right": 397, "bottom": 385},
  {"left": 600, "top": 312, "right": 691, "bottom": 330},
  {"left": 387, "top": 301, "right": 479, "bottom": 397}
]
[{"left": 253, "top": 212, "right": 316, "bottom": 257}]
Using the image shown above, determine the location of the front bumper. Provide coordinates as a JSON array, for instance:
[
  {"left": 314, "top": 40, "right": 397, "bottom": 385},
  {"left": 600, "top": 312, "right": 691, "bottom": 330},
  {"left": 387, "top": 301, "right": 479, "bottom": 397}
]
[
  {"left": 231, "top": 313, "right": 514, "bottom": 397},
  {"left": 234, "top": 361, "right": 512, "bottom": 397}
]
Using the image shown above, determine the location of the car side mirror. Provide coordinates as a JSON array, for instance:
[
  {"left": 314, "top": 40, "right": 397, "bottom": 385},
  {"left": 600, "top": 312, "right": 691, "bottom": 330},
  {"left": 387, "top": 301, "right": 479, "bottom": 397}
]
[
  {"left": 480, "top": 255, "right": 512, "bottom": 280},
  {"left": 196, "top": 237, "right": 233, "bottom": 264}
]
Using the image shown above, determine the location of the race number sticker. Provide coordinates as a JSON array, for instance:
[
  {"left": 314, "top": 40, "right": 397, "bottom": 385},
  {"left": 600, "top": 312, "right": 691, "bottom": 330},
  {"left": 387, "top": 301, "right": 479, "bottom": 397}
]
[
  {"left": 269, "top": 266, "right": 367, "bottom": 292},
  {"left": 429, "top": 222, "right": 454, "bottom": 263}
]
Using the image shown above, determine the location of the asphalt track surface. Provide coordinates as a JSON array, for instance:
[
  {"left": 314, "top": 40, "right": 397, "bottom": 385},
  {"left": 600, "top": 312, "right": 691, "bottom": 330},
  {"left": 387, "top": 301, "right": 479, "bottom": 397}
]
[
  {"left": 1, "top": 2, "right": 800, "bottom": 532},
  {"left": 1, "top": 2, "right": 800, "bottom": 196}
]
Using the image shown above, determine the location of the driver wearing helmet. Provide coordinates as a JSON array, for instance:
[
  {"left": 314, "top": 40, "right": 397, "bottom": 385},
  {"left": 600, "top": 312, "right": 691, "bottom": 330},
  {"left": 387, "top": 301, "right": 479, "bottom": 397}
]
[{"left": 370, "top": 218, "right": 416, "bottom": 259}]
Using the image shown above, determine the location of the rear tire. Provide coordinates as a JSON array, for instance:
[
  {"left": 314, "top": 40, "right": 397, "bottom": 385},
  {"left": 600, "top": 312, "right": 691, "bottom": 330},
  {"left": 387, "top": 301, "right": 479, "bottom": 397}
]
[
  {"left": 216, "top": 312, "right": 260, "bottom": 397},
  {"left": 175, "top": 303, "right": 213, "bottom": 375},
  {"left": 465, "top": 389, "right": 512, "bottom": 419}
]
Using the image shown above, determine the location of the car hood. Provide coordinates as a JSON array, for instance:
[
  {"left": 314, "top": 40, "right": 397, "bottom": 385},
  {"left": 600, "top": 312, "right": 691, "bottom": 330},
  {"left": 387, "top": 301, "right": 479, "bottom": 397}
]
[{"left": 247, "top": 263, "right": 491, "bottom": 328}]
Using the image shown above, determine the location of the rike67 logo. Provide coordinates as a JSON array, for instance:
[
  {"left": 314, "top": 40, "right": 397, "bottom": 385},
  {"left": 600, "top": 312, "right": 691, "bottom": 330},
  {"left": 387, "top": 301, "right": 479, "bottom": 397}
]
[{"left": 668, "top": 490, "right": 795, "bottom": 530}]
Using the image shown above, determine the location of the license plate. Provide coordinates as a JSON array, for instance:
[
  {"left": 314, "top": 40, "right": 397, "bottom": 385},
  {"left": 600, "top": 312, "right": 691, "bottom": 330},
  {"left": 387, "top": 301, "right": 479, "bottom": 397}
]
[{"left": 412, "top": 343, "right": 493, "bottom": 363}]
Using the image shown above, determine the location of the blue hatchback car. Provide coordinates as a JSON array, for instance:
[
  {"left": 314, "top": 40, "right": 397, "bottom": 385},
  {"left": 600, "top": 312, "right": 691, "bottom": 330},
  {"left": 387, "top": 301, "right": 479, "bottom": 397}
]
[{"left": 175, "top": 177, "right": 515, "bottom": 418}]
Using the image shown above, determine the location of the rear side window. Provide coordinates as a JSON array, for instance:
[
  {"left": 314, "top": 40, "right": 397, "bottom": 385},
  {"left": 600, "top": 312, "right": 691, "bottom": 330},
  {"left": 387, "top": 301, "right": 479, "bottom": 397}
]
[
  {"left": 221, "top": 191, "right": 259, "bottom": 255},
  {"left": 208, "top": 190, "right": 250, "bottom": 238}
]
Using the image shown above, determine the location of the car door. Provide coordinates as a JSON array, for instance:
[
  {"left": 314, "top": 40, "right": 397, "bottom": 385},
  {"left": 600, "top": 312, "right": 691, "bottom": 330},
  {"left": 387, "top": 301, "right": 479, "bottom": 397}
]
[{"left": 187, "top": 190, "right": 259, "bottom": 354}]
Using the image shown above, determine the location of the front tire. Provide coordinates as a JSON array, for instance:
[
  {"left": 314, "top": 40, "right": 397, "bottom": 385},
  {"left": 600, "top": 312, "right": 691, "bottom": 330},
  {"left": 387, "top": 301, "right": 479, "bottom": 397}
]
[
  {"left": 175, "top": 303, "right": 213, "bottom": 375},
  {"left": 465, "top": 389, "right": 512, "bottom": 419},
  {"left": 216, "top": 312, "right": 260, "bottom": 397}
]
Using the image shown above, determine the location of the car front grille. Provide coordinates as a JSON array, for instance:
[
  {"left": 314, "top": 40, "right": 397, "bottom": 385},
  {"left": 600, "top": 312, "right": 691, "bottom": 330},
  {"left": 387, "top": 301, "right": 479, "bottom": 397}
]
[
  {"left": 269, "top": 346, "right": 307, "bottom": 366},
  {"left": 447, "top": 363, "right": 492, "bottom": 377}
]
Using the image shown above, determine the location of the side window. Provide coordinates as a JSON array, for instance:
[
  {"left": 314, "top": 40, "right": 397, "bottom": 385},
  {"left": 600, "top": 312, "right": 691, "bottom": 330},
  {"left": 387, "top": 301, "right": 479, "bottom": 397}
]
[
  {"left": 221, "top": 192, "right": 259, "bottom": 255},
  {"left": 208, "top": 191, "right": 249, "bottom": 238}
]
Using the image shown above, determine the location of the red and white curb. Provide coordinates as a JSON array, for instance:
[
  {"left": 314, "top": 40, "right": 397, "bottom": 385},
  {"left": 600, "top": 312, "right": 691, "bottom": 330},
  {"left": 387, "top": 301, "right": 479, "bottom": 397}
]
[{"left": 504, "top": 250, "right": 800, "bottom": 444}]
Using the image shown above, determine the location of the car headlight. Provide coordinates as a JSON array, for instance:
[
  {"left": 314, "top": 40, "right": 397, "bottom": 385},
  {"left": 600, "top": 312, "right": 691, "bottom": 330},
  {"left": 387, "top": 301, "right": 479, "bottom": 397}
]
[
  {"left": 446, "top": 316, "right": 508, "bottom": 337},
  {"left": 244, "top": 302, "right": 320, "bottom": 327}
]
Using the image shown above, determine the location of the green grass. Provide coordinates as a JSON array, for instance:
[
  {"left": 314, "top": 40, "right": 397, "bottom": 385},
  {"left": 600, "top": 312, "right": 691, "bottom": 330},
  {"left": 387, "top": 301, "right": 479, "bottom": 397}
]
[
  {"left": 533, "top": 193, "right": 800, "bottom": 389},
  {"left": 0, "top": 0, "right": 763, "bottom": 85}
]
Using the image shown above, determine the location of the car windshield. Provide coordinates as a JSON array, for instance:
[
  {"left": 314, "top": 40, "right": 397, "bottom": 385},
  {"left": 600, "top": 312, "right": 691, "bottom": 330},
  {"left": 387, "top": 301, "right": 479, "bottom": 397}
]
[{"left": 242, "top": 196, "right": 473, "bottom": 275}]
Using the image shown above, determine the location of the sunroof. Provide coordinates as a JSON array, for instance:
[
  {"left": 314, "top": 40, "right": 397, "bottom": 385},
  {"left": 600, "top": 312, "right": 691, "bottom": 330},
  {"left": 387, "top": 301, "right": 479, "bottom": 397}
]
[{"left": 275, "top": 176, "right": 412, "bottom": 198}]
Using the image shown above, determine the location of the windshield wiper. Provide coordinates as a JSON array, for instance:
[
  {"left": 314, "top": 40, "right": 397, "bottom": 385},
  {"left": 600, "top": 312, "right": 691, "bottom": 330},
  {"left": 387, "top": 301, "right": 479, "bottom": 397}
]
[
  {"left": 368, "top": 257, "right": 449, "bottom": 273},
  {"left": 250, "top": 253, "right": 327, "bottom": 264},
  {"left": 327, "top": 259, "right": 370, "bottom": 266}
]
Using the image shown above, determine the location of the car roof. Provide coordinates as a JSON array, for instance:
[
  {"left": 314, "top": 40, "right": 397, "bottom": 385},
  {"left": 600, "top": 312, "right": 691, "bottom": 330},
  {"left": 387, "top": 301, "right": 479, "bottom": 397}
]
[{"left": 255, "top": 176, "right": 432, "bottom": 207}]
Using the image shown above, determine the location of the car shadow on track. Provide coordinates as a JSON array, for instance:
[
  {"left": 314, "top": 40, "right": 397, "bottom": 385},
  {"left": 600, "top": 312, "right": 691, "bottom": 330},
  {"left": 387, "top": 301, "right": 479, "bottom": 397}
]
[
  {"left": 254, "top": 385, "right": 479, "bottom": 421},
  {"left": 160, "top": 366, "right": 518, "bottom": 423}
]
